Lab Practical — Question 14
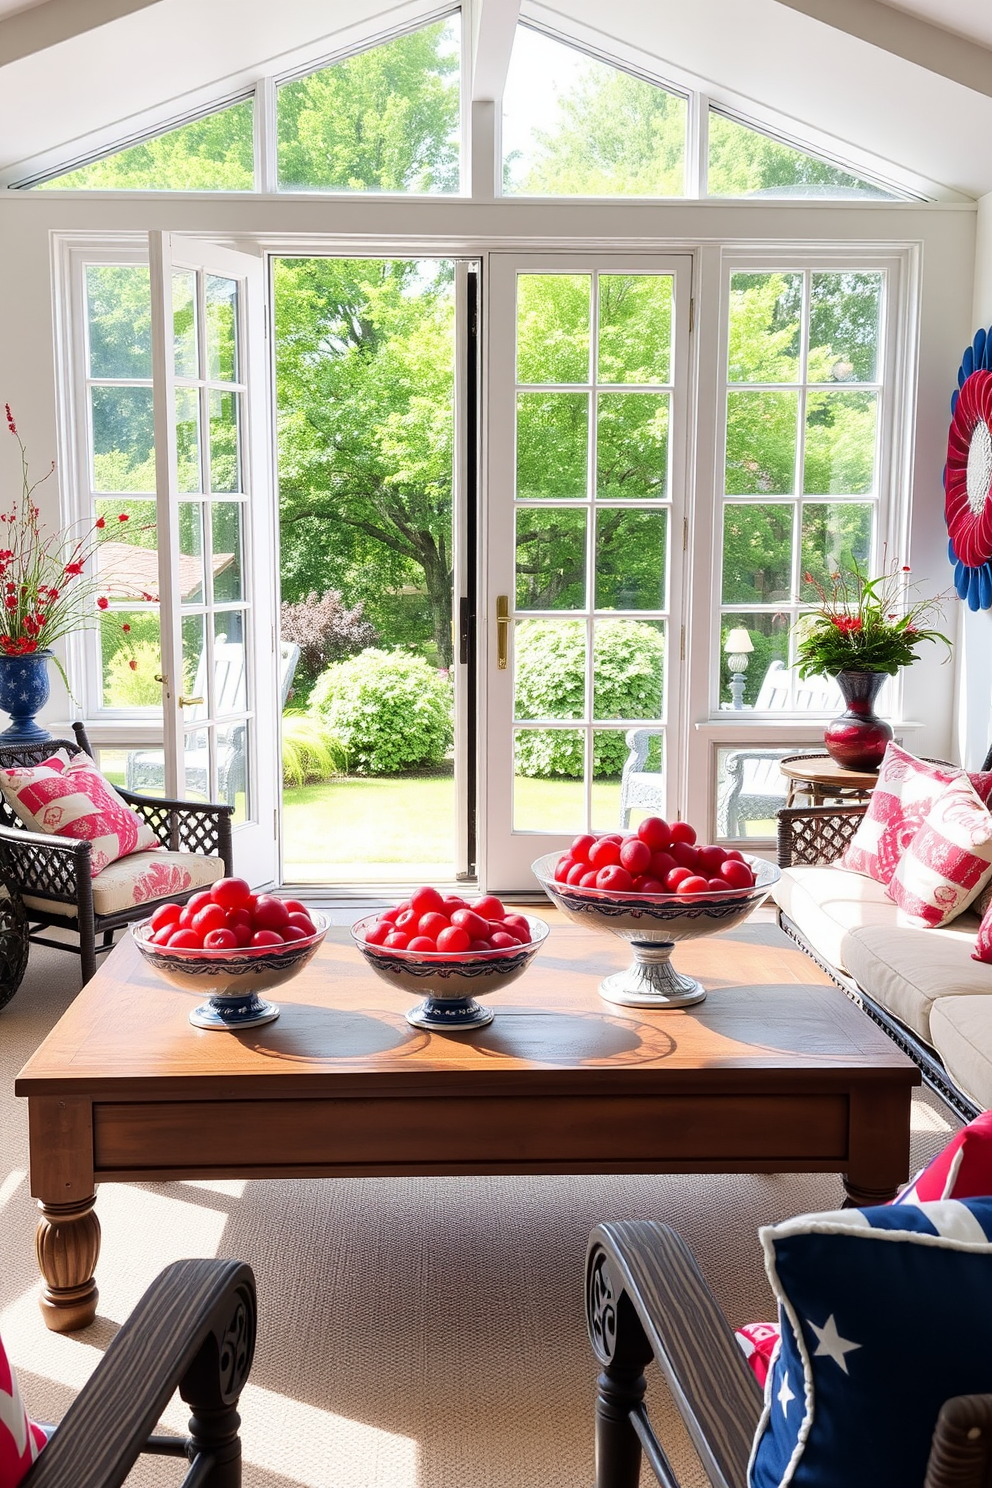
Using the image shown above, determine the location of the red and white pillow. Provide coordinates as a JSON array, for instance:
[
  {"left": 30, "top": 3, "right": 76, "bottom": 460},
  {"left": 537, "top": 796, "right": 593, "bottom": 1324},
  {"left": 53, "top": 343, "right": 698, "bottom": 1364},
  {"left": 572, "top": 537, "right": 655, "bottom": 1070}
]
[
  {"left": 888, "top": 774, "right": 992, "bottom": 928},
  {"left": 0, "top": 1333, "right": 46, "bottom": 1486},
  {"left": 842, "top": 743, "right": 961, "bottom": 887},
  {"left": 973, "top": 896, "right": 992, "bottom": 963},
  {"left": 735, "top": 1111, "right": 992, "bottom": 1384},
  {"left": 0, "top": 752, "right": 158, "bottom": 878}
]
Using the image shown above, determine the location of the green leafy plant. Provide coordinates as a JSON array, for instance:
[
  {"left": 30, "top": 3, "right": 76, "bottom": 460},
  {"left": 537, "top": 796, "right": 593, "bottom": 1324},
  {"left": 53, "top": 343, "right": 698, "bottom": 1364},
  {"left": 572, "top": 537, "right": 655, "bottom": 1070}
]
[
  {"left": 795, "top": 560, "right": 951, "bottom": 677},
  {"left": 281, "top": 711, "right": 347, "bottom": 787},
  {"left": 309, "top": 648, "right": 453, "bottom": 774},
  {"left": 514, "top": 620, "right": 664, "bottom": 778}
]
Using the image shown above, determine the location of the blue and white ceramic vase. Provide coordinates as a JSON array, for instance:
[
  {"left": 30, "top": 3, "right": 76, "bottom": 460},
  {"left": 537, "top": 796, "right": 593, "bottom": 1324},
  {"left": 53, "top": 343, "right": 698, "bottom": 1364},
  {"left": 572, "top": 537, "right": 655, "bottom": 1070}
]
[{"left": 0, "top": 650, "right": 53, "bottom": 744}]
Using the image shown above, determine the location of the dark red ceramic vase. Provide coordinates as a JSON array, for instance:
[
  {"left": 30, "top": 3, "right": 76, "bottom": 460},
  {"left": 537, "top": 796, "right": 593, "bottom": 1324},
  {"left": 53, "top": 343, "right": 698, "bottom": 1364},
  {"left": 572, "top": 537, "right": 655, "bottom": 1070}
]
[{"left": 822, "top": 670, "right": 893, "bottom": 771}]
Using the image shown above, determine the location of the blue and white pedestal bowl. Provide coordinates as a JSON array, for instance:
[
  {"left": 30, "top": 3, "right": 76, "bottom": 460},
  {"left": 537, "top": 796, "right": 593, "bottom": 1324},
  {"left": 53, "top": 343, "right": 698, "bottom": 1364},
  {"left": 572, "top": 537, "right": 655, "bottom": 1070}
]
[
  {"left": 532, "top": 853, "right": 780, "bottom": 1010},
  {"left": 132, "top": 913, "right": 327, "bottom": 1030},
  {"left": 351, "top": 914, "right": 550, "bottom": 1030}
]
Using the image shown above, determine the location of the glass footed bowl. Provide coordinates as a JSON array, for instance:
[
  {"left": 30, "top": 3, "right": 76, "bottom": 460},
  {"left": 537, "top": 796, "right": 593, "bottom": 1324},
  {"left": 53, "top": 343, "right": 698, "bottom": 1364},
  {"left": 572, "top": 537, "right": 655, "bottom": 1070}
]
[
  {"left": 532, "top": 852, "right": 780, "bottom": 1009},
  {"left": 132, "top": 912, "right": 328, "bottom": 1031},
  {"left": 351, "top": 913, "right": 550, "bottom": 1031}
]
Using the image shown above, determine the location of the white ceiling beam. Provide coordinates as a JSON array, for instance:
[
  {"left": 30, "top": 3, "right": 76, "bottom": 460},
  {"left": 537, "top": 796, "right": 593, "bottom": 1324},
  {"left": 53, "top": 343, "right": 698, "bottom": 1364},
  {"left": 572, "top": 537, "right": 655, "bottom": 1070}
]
[
  {"left": 771, "top": 0, "right": 992, "bottom": 100},
  {"left": 471, "top": 0, "right": 521, "bottom": 102},
  {"left": 0, "top": 0, "right": 166, "bottom": 69}
]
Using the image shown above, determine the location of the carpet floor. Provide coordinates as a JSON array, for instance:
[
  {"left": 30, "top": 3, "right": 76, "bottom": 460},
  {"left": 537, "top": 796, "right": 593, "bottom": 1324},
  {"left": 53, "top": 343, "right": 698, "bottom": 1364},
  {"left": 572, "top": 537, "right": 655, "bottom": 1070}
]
[{"left": 0, "top": 924, "right": 958, "bottom": 1488}]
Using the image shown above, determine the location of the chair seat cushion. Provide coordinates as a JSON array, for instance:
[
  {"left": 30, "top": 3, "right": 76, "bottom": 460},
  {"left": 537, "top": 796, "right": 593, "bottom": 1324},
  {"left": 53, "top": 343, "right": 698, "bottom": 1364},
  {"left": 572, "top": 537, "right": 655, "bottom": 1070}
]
[
  {"left": 929, "top": 997, "right": 992, "bottom": 1112},
  {"left": 23, "top": 850, "right": 225, "bottom": 919},
  {"left": 0, "top": 1331, "right": 46, "bottom": 1486},
  {"left": 842, "top": 916, "right": 988, "bottom": 1042},
  {"left": 772, "top": 865, "right": 896, "bottom": 973},
  {"left": 0, "top": 752, "right": 159, "bottom": 876},
  {"left": 750, "top": 1198, "right": 992, "bottom": 1488}
]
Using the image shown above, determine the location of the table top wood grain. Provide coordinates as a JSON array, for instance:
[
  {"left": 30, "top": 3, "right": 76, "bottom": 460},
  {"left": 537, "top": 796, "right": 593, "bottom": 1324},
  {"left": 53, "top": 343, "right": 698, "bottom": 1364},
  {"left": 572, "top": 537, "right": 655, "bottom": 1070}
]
[{"left": 15, "top": 919, "right": 917, "bottom": 1102}]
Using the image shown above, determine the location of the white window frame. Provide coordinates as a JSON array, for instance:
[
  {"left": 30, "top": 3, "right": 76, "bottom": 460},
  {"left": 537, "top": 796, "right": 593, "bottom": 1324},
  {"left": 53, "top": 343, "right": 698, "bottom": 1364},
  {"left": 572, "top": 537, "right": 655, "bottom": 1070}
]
[{"left": 681, "top": 242, "right": 921, "bottom": 840}]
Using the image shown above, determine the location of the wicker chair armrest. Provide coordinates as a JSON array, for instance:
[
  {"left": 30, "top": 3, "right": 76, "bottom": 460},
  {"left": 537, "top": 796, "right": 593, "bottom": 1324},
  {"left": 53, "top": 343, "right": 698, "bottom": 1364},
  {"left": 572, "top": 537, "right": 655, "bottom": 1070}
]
[
  {"left": 0, "top": 823, "right": 89, "bottom": 902},
  {"left": 777, "top": 802, "right": 867, "bottom": 868},
  {"left": 115, "top": 791, "right": 234, "bottom": 875},
  {"left": 587, "top": 1220, "right": 762, "bottom": 1488},
  {"left": 22, "top": 1258, "right": 256, "bottom": 1488}
]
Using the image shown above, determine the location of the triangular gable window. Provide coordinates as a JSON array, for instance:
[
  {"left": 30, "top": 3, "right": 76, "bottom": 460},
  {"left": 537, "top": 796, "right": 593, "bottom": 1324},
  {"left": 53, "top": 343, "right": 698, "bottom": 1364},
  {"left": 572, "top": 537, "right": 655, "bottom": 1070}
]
[
  {"left": 707, "top": 110, "right": 903, "bottom": 199},
  {"left": 35, "top": 99, "right": 254, "bottom": 191},
  {"left": 502, "top": 26, "right": 687, "bottom": 197},
  {"left": 277, "top": 14, "right": 461, "bottom": 193}
]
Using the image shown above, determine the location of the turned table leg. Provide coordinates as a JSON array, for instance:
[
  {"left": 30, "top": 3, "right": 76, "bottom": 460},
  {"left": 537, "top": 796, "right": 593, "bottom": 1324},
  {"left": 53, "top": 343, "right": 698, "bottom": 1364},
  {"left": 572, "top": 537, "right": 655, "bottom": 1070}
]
[
  {"left": 35, "top": 1196, "right": 101, "bottom": 1332},
  {"left": 27, "top": 1096, "right": 100, "bottom": 1332},
  {"left": 842, "top": 1083, "right": 913, "bottom": 1209}
]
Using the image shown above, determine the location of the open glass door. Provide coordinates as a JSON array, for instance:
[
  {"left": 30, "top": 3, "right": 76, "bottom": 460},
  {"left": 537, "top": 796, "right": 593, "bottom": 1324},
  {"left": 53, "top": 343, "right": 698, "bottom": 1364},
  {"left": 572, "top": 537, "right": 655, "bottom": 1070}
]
[
  {"left": 482, "top": 254, "right": 692, "bottom": 891},
  {"left": 149, "top": 233, "right": 277, "bottom": 886}
]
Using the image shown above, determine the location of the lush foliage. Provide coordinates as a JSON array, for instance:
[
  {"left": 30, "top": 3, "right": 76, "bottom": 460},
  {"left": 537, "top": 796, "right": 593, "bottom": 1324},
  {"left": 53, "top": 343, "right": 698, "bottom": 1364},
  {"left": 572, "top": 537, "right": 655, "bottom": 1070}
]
[
  {"left": 279, "top": 590, "right": 379, "bottom": 697},
  {"left": 41, "top": 102, "right": 254, "bottom": 190},
  {"left": 795, "top": 562, "right": 950, "bottom": 677},
  {"left": 281, "top": 711, "right": 347, "bottom": 787},
  {"left": 278, "top": 20, "right": 459, "bottom": 192},
  {"left": 309, "top": 648, "right": 453, "bottom": 773},
  {"left": 514, "top": 620, "right": 664, "bottom": 778}
]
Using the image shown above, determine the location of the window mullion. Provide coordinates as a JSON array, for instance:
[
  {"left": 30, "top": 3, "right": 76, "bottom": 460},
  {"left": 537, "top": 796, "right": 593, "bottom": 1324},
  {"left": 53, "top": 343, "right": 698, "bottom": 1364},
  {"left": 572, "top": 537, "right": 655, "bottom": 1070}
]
[{"left": 255, "top": 76, "right": 278, "bottom": 194}]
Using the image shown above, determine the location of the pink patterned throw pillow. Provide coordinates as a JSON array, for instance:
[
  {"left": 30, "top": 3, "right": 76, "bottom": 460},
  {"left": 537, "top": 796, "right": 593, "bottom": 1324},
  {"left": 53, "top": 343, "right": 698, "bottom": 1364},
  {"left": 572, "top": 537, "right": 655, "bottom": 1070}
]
[
  {"left": 0, "top": 1332, "right": 46, "bottom": 1486},
  {"left": 974, "top": 896, "right": 992, "bottom": 963},
  {"left": 841, "top": 743, "right": 961, "bottom": 886},
  {"left": 888, "top": 774, "right": 992, "bottom": 927},
  {"left": 0, "top": 752, "right": 158, "bottom": 878}
]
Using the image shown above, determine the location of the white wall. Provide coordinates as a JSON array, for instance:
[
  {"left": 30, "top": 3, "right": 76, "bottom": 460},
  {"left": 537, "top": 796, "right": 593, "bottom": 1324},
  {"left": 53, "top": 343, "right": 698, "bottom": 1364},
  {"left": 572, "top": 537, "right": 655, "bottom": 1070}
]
[
  {"left": 954, "top": 190, "right": 992, "bottom": 769},
  {"left": 0, "top": 192, "right": 977, "bottom": 759}
]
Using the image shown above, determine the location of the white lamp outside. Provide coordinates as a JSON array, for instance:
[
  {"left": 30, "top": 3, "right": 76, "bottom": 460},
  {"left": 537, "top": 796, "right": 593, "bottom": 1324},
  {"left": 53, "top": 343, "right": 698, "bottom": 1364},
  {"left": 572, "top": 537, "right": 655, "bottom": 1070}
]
[{"left": 724, "top": 627, "right": 754, "bottom": 710}]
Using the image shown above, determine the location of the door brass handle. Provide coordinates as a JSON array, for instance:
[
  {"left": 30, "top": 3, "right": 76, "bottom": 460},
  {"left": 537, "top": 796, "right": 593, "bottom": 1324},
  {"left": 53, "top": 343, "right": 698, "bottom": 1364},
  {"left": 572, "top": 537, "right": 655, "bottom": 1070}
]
[
  {"left": 179, "top": 695, "right": 204, "bottom": 708},
  {"left": 496, "top": 595, "right": 509, "bottom": 670}
]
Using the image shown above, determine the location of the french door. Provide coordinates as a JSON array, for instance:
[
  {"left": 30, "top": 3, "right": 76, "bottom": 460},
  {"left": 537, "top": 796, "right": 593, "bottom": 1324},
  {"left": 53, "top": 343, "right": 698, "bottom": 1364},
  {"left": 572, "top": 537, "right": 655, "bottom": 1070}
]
[
  {"left": 481, "top": 254, "right": 693, "bottom": 891},
  {"left": 149, "top": 233, "right": 278, "bottom": 885}
]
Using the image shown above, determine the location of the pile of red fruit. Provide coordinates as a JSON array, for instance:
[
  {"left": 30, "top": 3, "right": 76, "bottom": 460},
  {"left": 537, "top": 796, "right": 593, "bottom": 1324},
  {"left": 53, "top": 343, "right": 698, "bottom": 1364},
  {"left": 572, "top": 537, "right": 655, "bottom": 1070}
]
[
  {"left": 146, "top": 877, "right": 318, "bottom": 951},
  {"left": 360, "top": 887, "right": 533, "bottom": 954},
  {"left": 553, "top": 818, "right": 757, "bottom": 896}
]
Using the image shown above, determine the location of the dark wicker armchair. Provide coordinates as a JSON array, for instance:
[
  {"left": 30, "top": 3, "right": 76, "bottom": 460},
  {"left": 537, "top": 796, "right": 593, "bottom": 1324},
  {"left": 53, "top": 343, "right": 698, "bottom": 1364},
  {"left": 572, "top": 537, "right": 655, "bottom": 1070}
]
[
  {"left": 0, "top": 722, "right": 233, "bottom": 1003},
  {"left": 23, "top": 1258, "right": 256, "bottom": 1488},
  {"left": 586, "top": 1220, "right": 992, "bottom": 1488}
]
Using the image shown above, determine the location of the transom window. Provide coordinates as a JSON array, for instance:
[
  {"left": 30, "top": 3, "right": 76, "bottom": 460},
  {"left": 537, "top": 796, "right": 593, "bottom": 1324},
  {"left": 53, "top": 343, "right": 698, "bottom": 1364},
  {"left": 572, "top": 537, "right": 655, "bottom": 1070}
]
[{"left": 21, "top": 13, "right": 919, "bottom": 202}]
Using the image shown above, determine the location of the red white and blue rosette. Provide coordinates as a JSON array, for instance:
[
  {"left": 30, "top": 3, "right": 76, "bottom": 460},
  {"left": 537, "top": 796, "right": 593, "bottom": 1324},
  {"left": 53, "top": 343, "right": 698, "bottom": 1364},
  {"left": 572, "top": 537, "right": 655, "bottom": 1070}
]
[{"left": 945, "top": 326, "right": 992, "bottom": 610}]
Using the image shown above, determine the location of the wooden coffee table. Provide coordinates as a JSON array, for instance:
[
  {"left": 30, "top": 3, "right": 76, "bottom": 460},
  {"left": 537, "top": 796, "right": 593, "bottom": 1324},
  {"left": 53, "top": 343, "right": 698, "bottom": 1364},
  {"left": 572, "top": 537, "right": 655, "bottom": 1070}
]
[{"left": 16, "top": 919, "right": 919, "bottom": 1332}]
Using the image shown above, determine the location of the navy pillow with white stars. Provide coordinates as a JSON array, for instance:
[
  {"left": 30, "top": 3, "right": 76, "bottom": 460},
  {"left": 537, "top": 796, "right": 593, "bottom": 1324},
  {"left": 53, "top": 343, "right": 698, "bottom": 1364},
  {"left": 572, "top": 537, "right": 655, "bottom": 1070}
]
[{"left": 749, "top": 1198, "right": 992, "bottom": 1488}]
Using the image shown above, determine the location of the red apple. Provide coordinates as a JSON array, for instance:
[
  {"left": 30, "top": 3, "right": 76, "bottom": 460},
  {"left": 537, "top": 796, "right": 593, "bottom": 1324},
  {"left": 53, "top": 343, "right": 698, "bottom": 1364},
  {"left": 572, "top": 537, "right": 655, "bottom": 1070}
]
[
  {"left": 670, "top": 821, "right": 697, "bottom": 845},
  {"left": 210, "top": 877, "right": 252, "bottom": 911},
  {"left": 637, "top": 817, "right": 672, "bottom": 851}
]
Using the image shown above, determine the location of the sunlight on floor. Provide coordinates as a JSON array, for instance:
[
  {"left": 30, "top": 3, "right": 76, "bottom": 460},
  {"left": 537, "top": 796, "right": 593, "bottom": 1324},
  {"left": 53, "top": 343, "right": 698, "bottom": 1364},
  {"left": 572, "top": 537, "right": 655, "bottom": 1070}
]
[
  {"left": 0, "top": 1169, "right": 26, "bottom": 1208},
  {"left": 911, "top": 1101, "right": 955, "bottom": 1133},
  {"left": 1, "top": 1180, "right": 420, "bottom": 1488}
]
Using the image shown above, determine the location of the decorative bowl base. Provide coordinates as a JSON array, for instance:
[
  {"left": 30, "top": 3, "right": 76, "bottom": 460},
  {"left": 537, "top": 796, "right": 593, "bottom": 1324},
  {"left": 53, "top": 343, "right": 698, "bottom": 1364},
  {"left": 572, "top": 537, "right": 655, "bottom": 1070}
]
[
  {"left": 406, "top": 994, "right": 496, "bottom": 1031},
  {"left": 189, "top": 994, "right": 280, "bottom": 1030},
  {"left": 598, "top": 942, "right": 706, "bottom": 1008}
]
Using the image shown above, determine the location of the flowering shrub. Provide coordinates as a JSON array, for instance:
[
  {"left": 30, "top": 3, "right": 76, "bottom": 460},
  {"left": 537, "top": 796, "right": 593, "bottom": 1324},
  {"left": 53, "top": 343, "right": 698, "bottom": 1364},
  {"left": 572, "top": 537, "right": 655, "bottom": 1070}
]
[
  {"left": 2, "top": 406, "right": 142, "bottom": 664},
  {"left": 309, "top": 648, "right": 452, "bottom": 773},
  {"left": 795, "top": 560, "right": 951, "bottom": 677},
  {"left": 279, "top": 589, "right": 379, "bottom": 696}
]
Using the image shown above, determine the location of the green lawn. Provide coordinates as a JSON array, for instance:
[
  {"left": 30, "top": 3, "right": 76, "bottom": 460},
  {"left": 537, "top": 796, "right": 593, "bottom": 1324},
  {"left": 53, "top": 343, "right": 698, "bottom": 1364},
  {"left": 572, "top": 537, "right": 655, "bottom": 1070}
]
[{"left": 282, "top": 771, "right": 654, "bottom": 882}]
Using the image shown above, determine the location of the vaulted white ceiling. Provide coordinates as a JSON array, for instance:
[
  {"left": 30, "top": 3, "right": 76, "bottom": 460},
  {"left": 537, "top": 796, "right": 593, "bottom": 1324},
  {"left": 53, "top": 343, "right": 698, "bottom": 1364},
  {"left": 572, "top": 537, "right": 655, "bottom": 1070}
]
[{"left": 1, "top": 0, "right": 991, "bottom": 196}]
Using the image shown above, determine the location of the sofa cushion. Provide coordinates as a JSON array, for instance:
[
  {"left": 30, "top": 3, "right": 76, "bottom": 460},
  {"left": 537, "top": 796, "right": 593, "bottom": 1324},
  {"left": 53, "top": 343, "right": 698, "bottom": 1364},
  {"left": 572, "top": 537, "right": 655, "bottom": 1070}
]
[
  {"left": 888, "top": 774, "right": 992, "bottom": 928},
  {"left": 772, "top": 866, "right": 897, "bottom": 973},
  {"left": 841, "top": 743, "right": 961, "bottom": 887},
  {"left": 842, "top": 916, "right": 987, "bottom": 1042},
  {"left": 23, "top": 850, "right": 224, "bottom": 919},
  {"left": 929, "top": 997, "right": 992, "bottom": 1111}
]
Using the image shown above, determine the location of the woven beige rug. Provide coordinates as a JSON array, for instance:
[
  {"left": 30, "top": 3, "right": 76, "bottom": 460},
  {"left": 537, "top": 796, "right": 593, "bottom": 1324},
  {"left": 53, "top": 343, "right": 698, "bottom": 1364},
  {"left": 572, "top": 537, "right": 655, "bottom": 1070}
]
[{"left": 0, "top": 933, "right": 958, "bottom": 1488}]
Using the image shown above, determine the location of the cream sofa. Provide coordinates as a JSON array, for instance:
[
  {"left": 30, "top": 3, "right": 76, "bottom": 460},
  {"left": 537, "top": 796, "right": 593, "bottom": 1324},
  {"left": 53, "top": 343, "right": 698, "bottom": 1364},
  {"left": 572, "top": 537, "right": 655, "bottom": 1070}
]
[{"left": 774, "top": 802, "right": 992, "bottom": 1118}]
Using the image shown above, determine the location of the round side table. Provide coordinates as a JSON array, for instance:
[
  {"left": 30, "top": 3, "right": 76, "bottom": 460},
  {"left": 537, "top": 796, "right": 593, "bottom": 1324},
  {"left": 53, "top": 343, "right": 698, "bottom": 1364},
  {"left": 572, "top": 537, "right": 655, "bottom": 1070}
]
[{"left": 779, "top": 752, "right": 879, "bottom": 809}]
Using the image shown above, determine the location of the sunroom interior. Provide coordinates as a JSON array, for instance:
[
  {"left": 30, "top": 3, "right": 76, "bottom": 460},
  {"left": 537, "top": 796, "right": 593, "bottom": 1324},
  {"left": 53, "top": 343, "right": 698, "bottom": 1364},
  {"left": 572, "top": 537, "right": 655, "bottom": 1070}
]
[
  {"left": 2, "top": 4, "right": 992, "bottom": 1487},
  {"left": 1, "top": 0, "right": 990, "bottom": 897}
]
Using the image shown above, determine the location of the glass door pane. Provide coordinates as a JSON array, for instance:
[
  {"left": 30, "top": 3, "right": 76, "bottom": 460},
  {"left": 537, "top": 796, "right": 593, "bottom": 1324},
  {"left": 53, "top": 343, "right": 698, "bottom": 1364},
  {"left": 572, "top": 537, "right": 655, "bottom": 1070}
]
[{"left": 484, "top": 255, "right": 690, "bottom": 891}]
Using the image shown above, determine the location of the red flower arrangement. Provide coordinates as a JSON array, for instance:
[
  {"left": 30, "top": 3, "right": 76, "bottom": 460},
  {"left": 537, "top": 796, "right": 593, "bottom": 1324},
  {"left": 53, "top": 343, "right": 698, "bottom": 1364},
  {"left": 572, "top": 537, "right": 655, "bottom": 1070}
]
[
  {"left": 3, "top": 405, "right": 143, "bottom": 668},
  {"left": 794, "top": 558, "right": 951, "bottom": 677}
]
